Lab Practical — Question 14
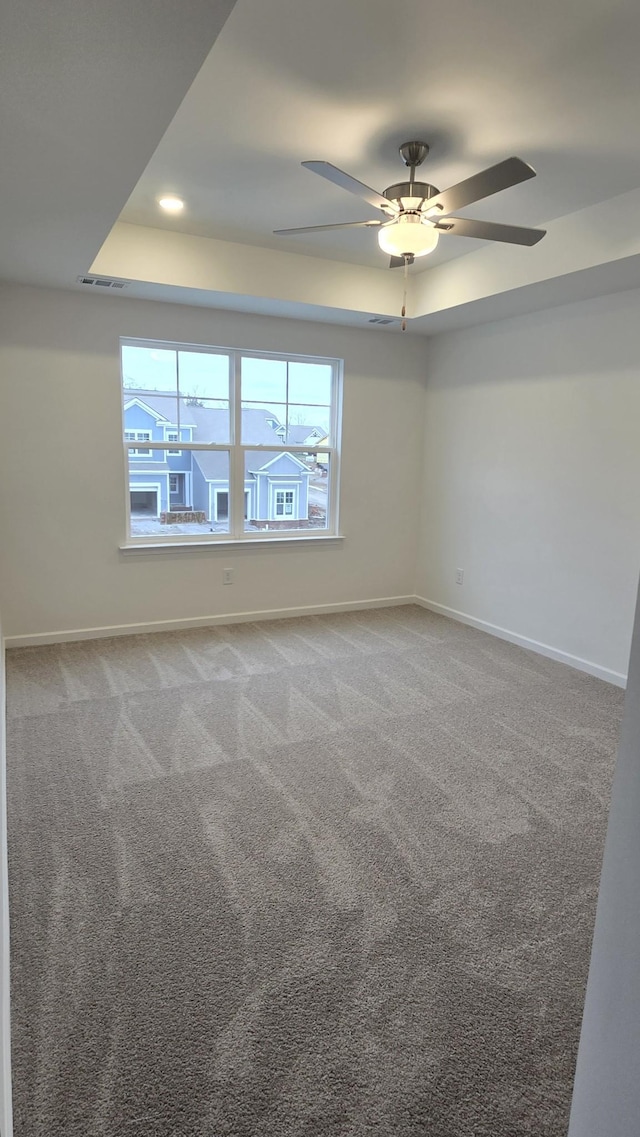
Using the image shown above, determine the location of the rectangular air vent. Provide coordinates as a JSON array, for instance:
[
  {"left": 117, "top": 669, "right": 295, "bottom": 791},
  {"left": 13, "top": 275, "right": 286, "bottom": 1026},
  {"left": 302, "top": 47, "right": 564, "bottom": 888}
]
[
  {"left": 76, "top": 276, "right": 129, "bottom": 290},
  {"left": 368, "top": 316, "right": 396, "bottom": 325}
]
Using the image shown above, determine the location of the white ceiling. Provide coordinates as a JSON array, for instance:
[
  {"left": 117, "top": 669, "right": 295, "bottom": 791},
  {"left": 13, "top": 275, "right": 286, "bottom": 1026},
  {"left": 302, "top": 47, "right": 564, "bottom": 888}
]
[
  {"left": 4, "top": 0, "right": 640, "bottom": 332},
  {"left": 0, "top": 0, "right": 236, "bottom": 289},
  {"left": 120, "top": 0, "right": 640, "bottom": 270}
]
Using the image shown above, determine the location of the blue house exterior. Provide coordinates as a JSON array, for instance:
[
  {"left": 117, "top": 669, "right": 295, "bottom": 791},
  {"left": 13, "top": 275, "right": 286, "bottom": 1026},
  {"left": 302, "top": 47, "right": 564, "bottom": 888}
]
[{"left": 123, "top": 391, "right": 315, "bottom": 527}]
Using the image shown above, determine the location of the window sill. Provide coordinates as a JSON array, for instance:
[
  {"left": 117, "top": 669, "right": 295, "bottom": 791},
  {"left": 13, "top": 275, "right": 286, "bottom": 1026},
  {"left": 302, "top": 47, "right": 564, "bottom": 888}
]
[{"left": 119, "top": 534, "right": 345, "bottom": 555}]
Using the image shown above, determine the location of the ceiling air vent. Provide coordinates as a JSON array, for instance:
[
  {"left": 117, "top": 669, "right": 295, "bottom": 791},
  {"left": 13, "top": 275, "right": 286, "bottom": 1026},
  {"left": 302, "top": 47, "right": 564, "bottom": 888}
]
[
  {"left": 368, "top": 316, "right": 396, "bottom": 325},
  {"left": 76, "top": 276, "right": 129, "bottom": 290}
]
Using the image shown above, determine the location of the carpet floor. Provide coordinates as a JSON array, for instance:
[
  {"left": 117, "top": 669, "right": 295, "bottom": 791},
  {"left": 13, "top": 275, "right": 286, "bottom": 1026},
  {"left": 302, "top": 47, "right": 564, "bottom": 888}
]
[{"left": 5, "top": 605, "right": 623, "bottom": 1136}]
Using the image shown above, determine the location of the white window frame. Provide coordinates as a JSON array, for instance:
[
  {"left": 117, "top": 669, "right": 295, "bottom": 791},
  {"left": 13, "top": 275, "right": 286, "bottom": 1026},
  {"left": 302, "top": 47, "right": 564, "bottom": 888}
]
[
  {"left": 125, "top": 430, "right": 153, "bottom": 457},
  {"left": 121, "top": 337, "right": 342, "bottom": 547},
  {"left": 270, "top": 483, "right": 298, "bottom": 520},
  {"left": 165, "top": 428, "right": 182, "bottom": 456}
]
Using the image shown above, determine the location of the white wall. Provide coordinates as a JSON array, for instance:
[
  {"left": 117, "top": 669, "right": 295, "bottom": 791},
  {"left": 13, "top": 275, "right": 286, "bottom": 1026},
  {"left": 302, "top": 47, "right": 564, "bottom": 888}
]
[
  {"left": 417, "top": 289, "right": 640, "bottom": 682},
  {"left": 0, "top": 285, "right": 426, "bottom": 640},
  {"left": 568, "top": 576, "right": 640, "bottom": 1136},
  {"left": 2, "top": 280, "right": 639, "bottom": 681}
]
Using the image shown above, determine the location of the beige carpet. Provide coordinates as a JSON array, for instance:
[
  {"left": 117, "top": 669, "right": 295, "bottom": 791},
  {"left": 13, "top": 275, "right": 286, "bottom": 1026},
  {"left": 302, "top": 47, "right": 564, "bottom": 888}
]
[{"left": 5, "top": 605, "right": 623, "bottom": 1136}]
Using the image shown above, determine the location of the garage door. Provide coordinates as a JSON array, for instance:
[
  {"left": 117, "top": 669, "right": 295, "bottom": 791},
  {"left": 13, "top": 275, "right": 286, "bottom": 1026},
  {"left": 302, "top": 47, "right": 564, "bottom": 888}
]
[{"left": 130, "top": 490, "right": 158, "bottom": 517}]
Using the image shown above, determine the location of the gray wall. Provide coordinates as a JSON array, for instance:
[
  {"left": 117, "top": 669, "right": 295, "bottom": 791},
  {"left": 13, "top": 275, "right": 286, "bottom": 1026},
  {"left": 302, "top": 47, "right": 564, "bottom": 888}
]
[
  {"left": 0, "top": 612, "right": 13, "bottom": 1136},
  {"left": 568, "top": 574, "right": 640, "bottom": 1135},
  {"left": 417, "top": 289, "right": 640, "bottom": 684}
]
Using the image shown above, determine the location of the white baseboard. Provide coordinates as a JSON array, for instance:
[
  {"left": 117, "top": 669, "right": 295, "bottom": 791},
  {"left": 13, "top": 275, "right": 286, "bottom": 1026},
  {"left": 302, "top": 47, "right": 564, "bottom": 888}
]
[
  {"left": 3, "top": 595, "right": 416, "bottom": 649},
  {"left": 4, "top": 593, "right": 627, "bottom": 688},
  {"left": 414, "top": 596, "right": 627, "bottom": 688},
  {"left": 0, "top": 638, "right": 13, "bottom": 1137}
]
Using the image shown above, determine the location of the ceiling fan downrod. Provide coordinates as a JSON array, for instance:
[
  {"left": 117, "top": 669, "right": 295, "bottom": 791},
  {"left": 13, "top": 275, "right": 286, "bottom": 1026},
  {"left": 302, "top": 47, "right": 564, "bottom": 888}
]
[
  {"left": 397, "top": 146, "right": 431, "bottom": 330},
  {"left": 398, "top": 140, "right": 430, "bottom": 183}
]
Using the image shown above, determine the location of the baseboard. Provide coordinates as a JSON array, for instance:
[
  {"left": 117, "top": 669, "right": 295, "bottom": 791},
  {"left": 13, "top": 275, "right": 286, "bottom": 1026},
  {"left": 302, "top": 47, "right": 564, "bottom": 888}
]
[
  {"left": 3, "top": 595, "right": 416, "bottom": 649},
  {"left": 414, "top": 596, "right": 627, "bottom": 688},
  {"left": 5, "top": 593, "right": 627, "bottom": 687},
  {"left": 0, "top": 637, "right": 14, "bottom": 1137}
]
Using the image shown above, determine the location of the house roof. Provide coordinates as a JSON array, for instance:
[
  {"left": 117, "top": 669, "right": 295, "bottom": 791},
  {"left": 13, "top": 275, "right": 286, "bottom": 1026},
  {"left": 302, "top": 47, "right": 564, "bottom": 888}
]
[
  {"left": 250, "top": 452, "right": 310, "bottom": 474},
  {"left": 124, "top": 390, "right": 324, "bottom": 449},
  {"left": 123, "top": 389, "right": 287, "bottom": 445},
  {"left": 123, "top": 390, "right": 197, "bottom": 428},
  {"left": 284, "top": 424, "right": 326, "bottom": 445},
  {"left": 192, "top": 449, "right": 311, "bottom": 482},
  {"left": 191, "top": 450, "right": 229, "bottom": 481},
  {"left": 125, "top": 390, "right": 318, "bottom": 482}
]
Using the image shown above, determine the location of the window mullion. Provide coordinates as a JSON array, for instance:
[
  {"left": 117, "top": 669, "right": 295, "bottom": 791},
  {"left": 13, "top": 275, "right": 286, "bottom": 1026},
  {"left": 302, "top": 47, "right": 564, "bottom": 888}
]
[
  {"left": 176, "top": 351, "right": 181, "bottom": 434},
  {"left": 329, "top": 363, "right": 342, "bottom": 534},
  {"left": 230, "top": 352, "right": 244, "bottom": 538}
]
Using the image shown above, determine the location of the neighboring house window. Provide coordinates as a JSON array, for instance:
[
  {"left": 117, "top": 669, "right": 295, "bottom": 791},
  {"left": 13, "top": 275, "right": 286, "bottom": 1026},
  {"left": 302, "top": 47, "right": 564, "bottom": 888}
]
[
  {"left": 166, "top": 430, "right": 181, "bottom": 456},
  {"left": 125, "top": 430, "right": 152, "bottom": 456},
  {"left": 121, "top": 339, "right": 342, "bottom": 544},
  {"left": 277, "top": 490, "right": 294, "bottom": 516}
]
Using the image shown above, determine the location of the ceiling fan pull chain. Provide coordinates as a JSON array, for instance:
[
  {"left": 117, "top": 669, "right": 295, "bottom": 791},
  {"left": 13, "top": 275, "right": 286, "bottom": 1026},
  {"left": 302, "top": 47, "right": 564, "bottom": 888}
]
[{"left": 401, "top": 255, "right": 409, "bottom": 331}]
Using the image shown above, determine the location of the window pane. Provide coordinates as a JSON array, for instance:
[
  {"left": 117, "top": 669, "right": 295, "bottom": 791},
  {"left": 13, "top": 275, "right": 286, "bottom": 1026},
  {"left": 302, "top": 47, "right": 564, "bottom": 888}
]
[
  {"left": 241, "top": 402, "right": 287, "bottom": 444},
  {"left": 288, "top": 361, "right": 332, "bottom": 405},
  {"left": 181, "top": 398, "right": 230, "bottom": 444},
  {"left": 122, "top": 345, "right": 177, "bottom": 394},
  {"left": 128, "top": 451, "right": 229, "bottom": 537},
  {"left": 178, "top": 351, "right": 230, "bottom": 401},
  {"left": 286, "top": 405, "right": 331, "bottom": 444},
  {"left": 241, "top": 357, "right": 287, "bottom": 403},
  {"left": 244, "top": 450, "right": 330, "bottom": 533}
]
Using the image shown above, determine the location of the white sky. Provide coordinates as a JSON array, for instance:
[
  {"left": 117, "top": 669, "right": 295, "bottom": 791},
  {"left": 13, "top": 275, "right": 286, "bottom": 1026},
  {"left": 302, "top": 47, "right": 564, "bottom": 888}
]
[{"left": 122, "top": 346, "right": 332, "bottom": 407}]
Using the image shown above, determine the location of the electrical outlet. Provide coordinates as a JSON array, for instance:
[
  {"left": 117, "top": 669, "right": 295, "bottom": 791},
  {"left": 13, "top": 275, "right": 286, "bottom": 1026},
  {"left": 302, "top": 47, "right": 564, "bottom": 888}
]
[
  {"left": 223, "top": 567, "right": 234, "bottom": 585},
  {"left": 455, "top": 568, "right": 464, "bottom": 585}
]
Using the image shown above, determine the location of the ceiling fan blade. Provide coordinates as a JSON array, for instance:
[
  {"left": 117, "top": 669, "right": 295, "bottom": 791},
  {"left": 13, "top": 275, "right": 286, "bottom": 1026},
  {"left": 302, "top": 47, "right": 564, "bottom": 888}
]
[
  {"left": 426, "top": 157, "right": 537, "bottom": 217},
  {"left": 435, "top": 216, "right": 546, "bottom": 246},
  {"left": 302, "top": 161, "right": 395, "bottom": 214},
  {"left": 274, "top": 219, "right": 383, "bottom": 235}
]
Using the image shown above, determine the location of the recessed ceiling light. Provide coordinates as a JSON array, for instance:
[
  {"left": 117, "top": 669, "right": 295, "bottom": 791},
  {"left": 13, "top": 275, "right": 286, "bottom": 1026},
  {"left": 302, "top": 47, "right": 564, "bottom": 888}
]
[{"left": 158, "top": 195, "right": 184, "bottom": 213}]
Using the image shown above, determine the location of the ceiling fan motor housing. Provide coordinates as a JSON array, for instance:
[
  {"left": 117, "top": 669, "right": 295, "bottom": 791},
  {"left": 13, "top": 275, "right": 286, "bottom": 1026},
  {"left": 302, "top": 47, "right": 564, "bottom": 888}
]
[{"left": 383, "top": 181, "right": 439, "bottom": 209}]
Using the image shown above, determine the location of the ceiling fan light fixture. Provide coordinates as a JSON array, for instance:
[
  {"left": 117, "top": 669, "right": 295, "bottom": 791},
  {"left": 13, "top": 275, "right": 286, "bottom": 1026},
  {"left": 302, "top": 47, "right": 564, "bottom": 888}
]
[{"left": 377, "top": 214, "right": 439, "bottom": 258}]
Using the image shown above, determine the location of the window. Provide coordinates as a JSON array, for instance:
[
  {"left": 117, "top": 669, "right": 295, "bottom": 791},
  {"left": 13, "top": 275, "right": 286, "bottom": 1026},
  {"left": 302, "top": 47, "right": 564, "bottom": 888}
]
[
  {"left": 121, "top": 339, "right": 341, "bottom": 543},
  {"left": 277, "top": 491, "right": 294, "bottom": 516},
  {"left": 125, "top": 430, "right": 152, "bottom": 457},
  {"left": 166, "top": 430, "right": 182, "bottom": 456},
  {"left": 274, "top": 489, "right": 295, "bottom": 517}
]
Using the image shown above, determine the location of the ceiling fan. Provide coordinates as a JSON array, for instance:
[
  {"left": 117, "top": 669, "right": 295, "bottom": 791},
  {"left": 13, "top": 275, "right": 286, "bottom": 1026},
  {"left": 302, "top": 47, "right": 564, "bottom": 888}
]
[{"left": 274, "top": 141, "right": 546, "bottom": 267}]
